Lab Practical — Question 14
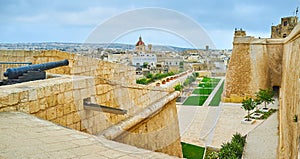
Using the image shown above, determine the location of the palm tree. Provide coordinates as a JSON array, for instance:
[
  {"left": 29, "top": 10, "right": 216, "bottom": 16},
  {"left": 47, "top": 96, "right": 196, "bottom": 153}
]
[
  {"left": 242, "top": 98, "right": 256, "bottom": 121},
  {"left": 255, "top": 88, "right": 275, "bottom": 109}
]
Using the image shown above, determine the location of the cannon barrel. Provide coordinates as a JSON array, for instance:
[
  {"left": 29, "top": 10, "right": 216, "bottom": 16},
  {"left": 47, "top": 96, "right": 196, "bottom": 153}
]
[{"left": 4, "top": 59, "right": 69, "bottom": 79}]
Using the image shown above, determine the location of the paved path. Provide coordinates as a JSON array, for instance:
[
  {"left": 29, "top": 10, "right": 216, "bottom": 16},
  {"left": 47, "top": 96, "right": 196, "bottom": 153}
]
[
  {"left": 178, "top": 103, "right": 264, "bottom": 149},
  {"left": 177, "top": 105, "right": 209, "bottom": 146},
  {"left": 0, "top": 112, "right": 179, "bottom": 159},
  {"left": 243, "top": 112, "right": 278, "bottom": 159},
  {"left": 177, "top": 106, "right": 199, "bottom": 135}
]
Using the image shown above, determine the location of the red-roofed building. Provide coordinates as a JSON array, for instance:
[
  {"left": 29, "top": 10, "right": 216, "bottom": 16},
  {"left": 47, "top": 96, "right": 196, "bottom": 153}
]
[{"left": 135, "top": 36, "right": 146, "bottom": 53}]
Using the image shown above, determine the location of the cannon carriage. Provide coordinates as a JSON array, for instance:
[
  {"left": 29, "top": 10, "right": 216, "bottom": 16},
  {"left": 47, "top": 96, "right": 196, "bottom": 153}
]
[{"left": 0, "top": 59, "right": 69, "bottom": 86}]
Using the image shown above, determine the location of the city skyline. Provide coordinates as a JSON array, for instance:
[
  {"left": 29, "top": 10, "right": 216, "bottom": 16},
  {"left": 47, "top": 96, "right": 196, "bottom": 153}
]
[{"left": 0, "top": 0, "right": 299, "bottom": 49}]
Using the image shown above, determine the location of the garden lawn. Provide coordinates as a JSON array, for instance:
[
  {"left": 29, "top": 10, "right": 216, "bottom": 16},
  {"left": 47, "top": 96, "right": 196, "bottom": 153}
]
[
  {"left": 181, "top": 142, "right": 205, "bottom": 159},
  {"left": 192, "top": 88, "right": 213, "bottom": 95},
  {"left": 183, "top": 96, "right": 208, "bottom": 106},
  {"left": 198, "top": 78, "right": 220, "bottom": 88},
  {"left": 209, "top": 81, "right": 224, "bottom": 106}
]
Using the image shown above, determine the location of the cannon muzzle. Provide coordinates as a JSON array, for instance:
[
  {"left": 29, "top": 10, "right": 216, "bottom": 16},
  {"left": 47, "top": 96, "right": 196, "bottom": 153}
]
[{"left": 4, "top": 59, "right": 69, "bottom": 79}]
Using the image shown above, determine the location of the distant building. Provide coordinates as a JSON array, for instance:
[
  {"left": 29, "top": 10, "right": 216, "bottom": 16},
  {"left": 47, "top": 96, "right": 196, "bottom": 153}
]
[
  {"left": 205, "top": 45, "right": 209, "bottom": 51},
  {"left": 132, "top": 53, "right": 157, "bottom": 66},
  {"left": 132, "top": 36, "right": 157, "bottom": 67},
  {"left": 271, "top": 16, "right": 298, "bottom": 38},
  {"left": 135, "top": 36, "right": 146, "bottom": 53}
]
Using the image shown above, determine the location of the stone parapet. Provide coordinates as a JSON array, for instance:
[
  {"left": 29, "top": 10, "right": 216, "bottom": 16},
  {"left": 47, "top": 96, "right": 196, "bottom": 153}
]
[{"left": 0, "top": 50, "right": 182, "bottom": 157}]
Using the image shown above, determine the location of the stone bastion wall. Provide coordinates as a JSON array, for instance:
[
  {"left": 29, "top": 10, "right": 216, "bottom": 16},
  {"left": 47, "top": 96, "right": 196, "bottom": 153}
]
[
  {"left": 224, "top": 24, "right": 300, "bottom": 158},
  {"left": 0, "top": 50, "right": 182, "bottom": 157},
  {"left": 224, "top": 36, "right": 283, "bottom": 102}
]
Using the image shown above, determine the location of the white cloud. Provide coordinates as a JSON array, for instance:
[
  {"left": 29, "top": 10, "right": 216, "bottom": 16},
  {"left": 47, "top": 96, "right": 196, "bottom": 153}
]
[
  {"left": 15, "top": 14, "right": 47, "bottom": 23},
  {"left": 233, "top": 4, "right": 266, "bottom": 16},
  {"left": 55, "top": 7, "right": 119, "bottom": 26},
  {"left": 15, "top": 6, "right": 119, "bottom": 26}
]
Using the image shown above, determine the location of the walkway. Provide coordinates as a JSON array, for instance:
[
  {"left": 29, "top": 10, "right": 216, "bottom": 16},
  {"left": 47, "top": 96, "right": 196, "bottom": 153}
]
[
  {"left": 178, "top": 77, "right": 225, "bottom": 147},
  {"left": 0, "top": 112, "right": 179, "bottom": 159},
  {"left": 177, "top": 77, "right": 265, "bottom": 148},
  {"left": 243, "top": 112, "right": 278, "bottom": 159}
]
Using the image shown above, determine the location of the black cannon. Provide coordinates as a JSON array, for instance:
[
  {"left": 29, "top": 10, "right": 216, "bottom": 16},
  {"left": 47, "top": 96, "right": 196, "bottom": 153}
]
[{"left": 1, "top": 59, "right": 69, "bottom": 85}]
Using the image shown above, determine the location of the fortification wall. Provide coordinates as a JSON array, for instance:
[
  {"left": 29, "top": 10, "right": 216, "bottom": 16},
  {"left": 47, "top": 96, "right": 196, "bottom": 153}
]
[
  {"left": 114, "top": 99, "right": 182, "bottom": 157},
  {"left": 278, "top": 27, "right": 300, "bottom": 159},
  {"left": 0, "top": 50, "right": 40, "bottom": 79},
  {"left": 225, "top": 24, "right": 300, "bottom": 158},
  {"left": 0, "top": 50, "right": 182, "bottom": 157},
  {"left": 224, "top": 37, "right": 283, "bottom": 102}
]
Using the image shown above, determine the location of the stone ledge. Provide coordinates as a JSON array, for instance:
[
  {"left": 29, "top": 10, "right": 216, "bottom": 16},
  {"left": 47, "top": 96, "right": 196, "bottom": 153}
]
[{"left": 99, "top": 91, "right": 180, "bottom": 140}]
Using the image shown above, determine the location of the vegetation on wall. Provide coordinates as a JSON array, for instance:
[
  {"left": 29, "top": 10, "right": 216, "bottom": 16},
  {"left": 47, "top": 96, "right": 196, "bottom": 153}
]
[
  {"left": 136, "top": 72, "right": 175, "bottom": 85},
  {"left": 174, "top": 83, "right": 183, "bottom": 91},
  {"left": 183, "top": 75, "right": 196, "bottom": 86}
]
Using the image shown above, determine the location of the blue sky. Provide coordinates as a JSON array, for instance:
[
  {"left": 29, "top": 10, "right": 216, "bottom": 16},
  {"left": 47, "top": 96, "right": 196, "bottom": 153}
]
[{"left": 0, "top": 0, "right": 299, "bottom": 49}]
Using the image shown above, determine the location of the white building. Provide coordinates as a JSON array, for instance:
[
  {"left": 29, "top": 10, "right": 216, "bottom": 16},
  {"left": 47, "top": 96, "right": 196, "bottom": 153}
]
[{"left": 132, "top": 53, "right": 157, "bottom": 66}]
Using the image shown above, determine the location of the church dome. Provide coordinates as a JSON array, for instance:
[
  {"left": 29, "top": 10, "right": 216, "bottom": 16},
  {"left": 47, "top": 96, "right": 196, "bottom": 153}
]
[{"left": 136, "top": 36, "right": 145, "bottom": 46}]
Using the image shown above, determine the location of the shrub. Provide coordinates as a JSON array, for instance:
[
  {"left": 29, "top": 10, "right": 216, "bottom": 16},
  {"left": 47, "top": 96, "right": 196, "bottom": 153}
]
[
  {"left": 136, "top": 78, "right": 148, "bottom": 84},
  {"left": 146, "top": 73, "right": 153, "bottom": 79},
  {"left": 218, "top": 133, "right": 246, "bottom": 159},
  {"left": 137, "top": 72, "right": 178, "bottom": 85},
  {"left": 192, "top": 72, "right": 199, "bottom": 77},
  {"left": 205, "top": 150, "right": 219, "bottom": 159},
  {"left": 174, "top": 84, "right": 183, "bottom": 91}
]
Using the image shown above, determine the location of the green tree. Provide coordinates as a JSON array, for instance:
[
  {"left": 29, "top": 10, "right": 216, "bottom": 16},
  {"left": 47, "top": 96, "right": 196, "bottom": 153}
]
[
  {"left": 174, "top": 84, "right": 183, "bottom": 91},
  {"left": 242, "top": 98, "right": 256, "bottom": 121},
  {"left": 143, "top": 62, "right": 148, "bottom": 68},
  {"left": 255, "top": 88, "right": 275, "bottom": 109},
  {"left": 146, "top": 73, "right": 153, "bottom": 79}
]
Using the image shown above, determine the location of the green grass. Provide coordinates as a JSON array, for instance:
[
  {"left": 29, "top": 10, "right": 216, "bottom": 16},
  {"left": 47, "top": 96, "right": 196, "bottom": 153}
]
[
  {"left": 183, "top": 96, "right": 208, "bottom": 106},
  {"left": 198, "top": 78, "right": 220, "bottom": 88},
  {"left": 209, "top": 81, "right": 224, "bottom": 106},
  {"left": 201, "top": 77, "right": 211, "bottom": 82},
  {"left": 181, "top": 142, "right": 205, "bottom": 159},
  {"left": 184, "top": 77, "right": 221, "bottom": 106},
  {"left": 198, "top": 83, "right": 206, "bottom": 87},
  {"left": 192, "top": 88, "right": 213, "bottom": 94}
]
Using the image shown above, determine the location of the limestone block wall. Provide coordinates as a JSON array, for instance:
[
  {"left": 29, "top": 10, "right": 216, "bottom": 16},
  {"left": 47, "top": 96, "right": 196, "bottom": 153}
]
[
  {"left": 0, "top": 50, "right": 40, "bottom": 79},
  {"left": 0, "top": 75, "right": 96, "bottom": 131},
  {"left": 32, "top": 50, "right": 136, "bottom": 85},
  {"left": 224, "top": 37, "right": 255, "bottom": 102},
  {"left": 113, "top": 99, "right": 182, "bottom": 157},
  {"left": 225, "top": 24, "right": 300, "bottom": 158},
  {"left": 224, "top": 37, "right": 283, "bottom": 102},
  {"left": 278, "top": 30, "right": 300, "bottom": 159},
  {"left": 0, "top": 50, "right": 182, "bottom": 157},
  {"left": 267, "top": 43, "right": 283, "bottom": 86}
]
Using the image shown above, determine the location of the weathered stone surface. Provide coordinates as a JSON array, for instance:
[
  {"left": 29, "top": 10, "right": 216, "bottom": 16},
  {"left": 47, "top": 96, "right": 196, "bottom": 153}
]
[
  {"left": 0, "top": 50, "right": 182, "bottom": 157},
  {"left": 225, "top": 25, "right": 300, "bottom": 158}
]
